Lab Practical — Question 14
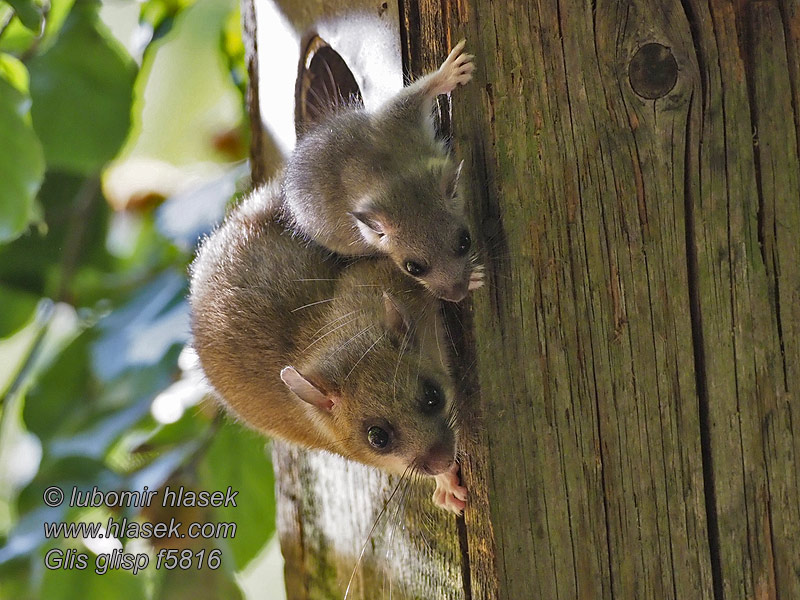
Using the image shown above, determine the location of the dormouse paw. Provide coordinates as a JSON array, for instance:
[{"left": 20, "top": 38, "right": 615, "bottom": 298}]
[
  {"left": 432, "top": 39, "right": 475, "bottom": 96},
  {"left": 432, "top": 462, "right": 467, "bottom": 515},
  {"left": 468, "top": 265, "right": 485, "bottom": 291}
]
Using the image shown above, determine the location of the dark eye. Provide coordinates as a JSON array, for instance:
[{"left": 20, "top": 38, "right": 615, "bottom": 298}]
[
  {"left": 456, "top": 230, "right": 471, "bottom": 256},
  {"left": 405, "top": 261, "right": 428, "bottom": 276},
  {"left": 367, "top": 426, "right": 389, "bottom": 449},
  {"left": 421, "top": 380, "right": 443, "bottom": 412}
]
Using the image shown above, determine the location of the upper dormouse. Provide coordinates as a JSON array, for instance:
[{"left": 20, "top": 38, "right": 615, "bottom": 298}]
[{"left": 283, "top": 40, "right": 484, "bottom": 302}]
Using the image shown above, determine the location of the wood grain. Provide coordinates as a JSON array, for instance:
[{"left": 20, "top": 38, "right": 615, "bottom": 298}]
[
  {"left": 437, "top": 0, "right": 713, "bottom": 596},
  {"left": 425, "top": 0, "right": 799, "bottom": 597}
]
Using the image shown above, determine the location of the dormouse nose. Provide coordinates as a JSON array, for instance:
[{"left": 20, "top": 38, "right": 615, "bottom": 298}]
[
  {"left": 440, "top": 281, "right": 469, "bottom": 303},
  {"left": 420, "top": 440, "right": 455, "bottom": 475}
]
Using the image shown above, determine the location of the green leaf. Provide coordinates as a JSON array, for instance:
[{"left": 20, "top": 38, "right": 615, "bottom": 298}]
[
  {"left": 0, "top": 173, "right": 107, "bottom": 302},
  {"left": 155, "top": 161, "right": 248, "bottom": 249},
  {"left": 0, "top": 286, "right": 38, "bottom": 339},
  {"left": 107, "top": 0, "right": 244, "bottom": 170},
  {"left": 0, "top": 506, "right": 64, "bottom": 565},
  {"left": 0, "top": 565, "right": 29, "bottom": 600},
  {"left": 5, "top": 0, "right": 43, "bottom": 31},
  {"left": 0, "top": 172, "right": 184, "bottom": 308},
  {"left": 0, "top": 0, "right": 75, "bottom": 55},
  {"left": 221, "top": 3, "right": 246, "bottom": 93},
  {"left": 0, "top": 298, "right": 50, "bottom": 398},
  {"left": 0, "top": 53, "right": 30, "bottom": 94},
  {"left": 47, "top": 398, "right": 152, "bottom": 460},
  {"left": 39, "top": 558, "right": 148, "bottom": 600},
  {"left": 27, "top": 0, "right": 136, "bottom": 174},
  {"left": 130, "top": 409, "right": 210, "bottom": 452},
  {"left": 125, "top": 441, "right": 200, "bottom": 492},
  {"left": 15, "top": 455, "right": 122, "bottom": 515},
  {"left": 199, "top": 420, "right": 275, "bottom": 571},
  {"left": 155, "top": 561, "right": 243, "bottom": 600},
  {"left": 0, "top": 77, "right": 44, "bottom": 244},
  {"left": 139, "top": 0, "right": 196, "bottom": 33},
  {"left": 91, "top": 270, "right": 188, "bottom": 382},
  {"left": 23, "top": 332, "right": 91, "bottom": 441}
]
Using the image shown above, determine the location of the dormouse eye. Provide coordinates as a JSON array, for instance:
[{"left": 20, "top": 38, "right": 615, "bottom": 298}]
[
  {"left": 405, "top": 261, "right": 428, "bottom": 277},
  {"left": 456, "top": 230, "right": 471, "bottom": 256},
  {"left": 367, "top": 426, "right": 389, "bottom": 449},
  {"left": 421, "top": 380, "right": 443, "bottom": 412}
]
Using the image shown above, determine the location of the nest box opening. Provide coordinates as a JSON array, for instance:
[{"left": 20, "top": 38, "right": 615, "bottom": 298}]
[{"left": 295, "top": 35, "right": 363, "bottom": 131}]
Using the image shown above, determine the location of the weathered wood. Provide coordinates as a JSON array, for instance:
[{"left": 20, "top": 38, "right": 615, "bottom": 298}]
[
  {"left": 439, "top": 0, "right": 715, "bottom": 597},
  {"left": 241, "top": 0, "right": 282, "bottom": 184},
  {"left": 681, "top": 0, "right": 800, "bottom": 597},
  {"left": 742, "top": 3, "right": 800, "bottom": 597},
  {"left": 776, "top": 0, "right": 800, "bottom": 152},
  {"left": 243, "top": 0, "right": 800, "bottom": 598}
]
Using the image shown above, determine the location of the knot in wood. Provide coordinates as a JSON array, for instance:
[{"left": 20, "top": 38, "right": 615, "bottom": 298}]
[{"left": 628, "top": 43, "right": 678, "bottom": 99}]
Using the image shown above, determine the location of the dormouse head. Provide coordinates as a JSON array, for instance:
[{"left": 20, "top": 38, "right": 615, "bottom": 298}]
[
  {"left": 280, "top": 292, "right": 458, "bottom": 476},
  {"left": 350, "top": 159, "right": 476, "bottom": 302}
]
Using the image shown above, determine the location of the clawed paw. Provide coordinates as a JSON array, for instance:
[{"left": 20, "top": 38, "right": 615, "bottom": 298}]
[
  {"left": 432, "top": 39, "right": 475, "bottom": 96},
  {"left": 432, "top": 462, "right": 467, "bottom": 515},
  {"left": 468, "top": 265, "right": 485, "bottom": 291}
]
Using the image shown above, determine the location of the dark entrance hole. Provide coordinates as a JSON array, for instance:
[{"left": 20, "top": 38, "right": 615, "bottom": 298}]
[{"left": 295, "top": 35, "right": 363, "bottom": 132}]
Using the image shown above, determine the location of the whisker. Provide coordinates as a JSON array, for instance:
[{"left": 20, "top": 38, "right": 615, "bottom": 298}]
[
  {"left": 414, "top": 332, "right": 423, "bottom": 388},
  {"left": 385, "top": 473, "right": 414, "bottom": 600},
  {"left": 329, "top": 324, "right": 375, "bottom": 358},
  {"left": 310, "top": 309, "right": 359, "bottom": 338},
  {"left": 321, "top": 58, "right": 342, "bottom": 109},
  {"left": 440, "top": 312, "right": 459, "bottom": 358},
  {"left": 293, "top": 278, "right": 339, "bottom": 282},
  {"left": 344, "top": 465, "right": 412, "bottom": 600},
  {"left": 291, "top": 297, "right": 336, "bottom": 312},
  {"left": 345, "top": 334, "right": 385, "bottom": 380},
  {"left": 384, "top": 473, "right": 411, "bottom": 564},
  {"left": 392, "top": 327, "right": 412, "bottom": 399},
  {"left": 458, "top": 357, "right": 478, "bottom": 383},
  {"left": 303, "top": 314, "right": 361, "bottom": 352}
]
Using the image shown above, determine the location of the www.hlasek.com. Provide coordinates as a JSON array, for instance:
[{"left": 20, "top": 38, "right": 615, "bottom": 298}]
[{"left": 42, "top": 485, "right": 239, "bottom": 575}]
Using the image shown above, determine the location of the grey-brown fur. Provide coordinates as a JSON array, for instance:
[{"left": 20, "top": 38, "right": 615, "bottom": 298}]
[
  {"left": 190, "top": 181, "right": 458, "bottom": 475},
  {"left": 282, "top": 41, "right": 481, "bottom": 302}
]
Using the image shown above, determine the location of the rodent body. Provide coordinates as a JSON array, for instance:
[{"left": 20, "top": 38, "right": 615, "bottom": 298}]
[
  {"left": 190, "top": 182, "right": 465, "bottom": 488},
  {"left": 283, "top": 40, "right": 484, "bottom": 302}
]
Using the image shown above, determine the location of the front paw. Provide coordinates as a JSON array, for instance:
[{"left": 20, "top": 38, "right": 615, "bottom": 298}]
[
  {"left": 432, "top": 39, "right": 475, "bottom": 96},
  {"left": 432, "top": 462, "right": 467, "bottom": 515},
  {"left": 468, "top": 265, "right": 485, "bottom": 291}
]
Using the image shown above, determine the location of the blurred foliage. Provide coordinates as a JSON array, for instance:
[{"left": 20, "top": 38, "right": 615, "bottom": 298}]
[{"left": 0, "top": 0, "right": 276, "bottom": 598}]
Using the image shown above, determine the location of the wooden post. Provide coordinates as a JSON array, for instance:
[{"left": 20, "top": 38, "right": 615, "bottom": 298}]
[{"left": 243, "top": 0, "right": 800, "bottom": 598}]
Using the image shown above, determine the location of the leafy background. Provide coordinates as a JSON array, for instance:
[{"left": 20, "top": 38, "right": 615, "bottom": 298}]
[{"left": 0, "top": 0, "right": 283, "bottom": 597}]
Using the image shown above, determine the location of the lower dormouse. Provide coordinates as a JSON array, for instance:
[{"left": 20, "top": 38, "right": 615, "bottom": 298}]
[{"left": 189, "top": 181, "right": 467, "bottom": 513}]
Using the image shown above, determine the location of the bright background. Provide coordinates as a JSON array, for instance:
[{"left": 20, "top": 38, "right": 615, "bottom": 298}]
[{"left": 0, "top": 0, "right": 285, "bottom": 597}]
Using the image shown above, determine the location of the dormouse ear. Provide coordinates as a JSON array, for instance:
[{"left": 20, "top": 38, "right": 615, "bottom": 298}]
[
  {"left": 280, "top": 366, "right": 336, "bottom": 411},
  {"left": 440, "top": 160, "right": 464, "bottom": 205},
  {"left": 350, "top": 210, "right": 388, "bottom": 236},
  {"left": 382, "top": 292, "right": 414, "bottom": 339}
]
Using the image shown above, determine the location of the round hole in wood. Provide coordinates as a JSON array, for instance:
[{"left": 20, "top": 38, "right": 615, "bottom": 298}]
[
  {"left": 295, "top": 35, "right": 363, "bottom": 131},
  {"left": 628, "top": 43, "right": 678, "bottom": 99}
]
